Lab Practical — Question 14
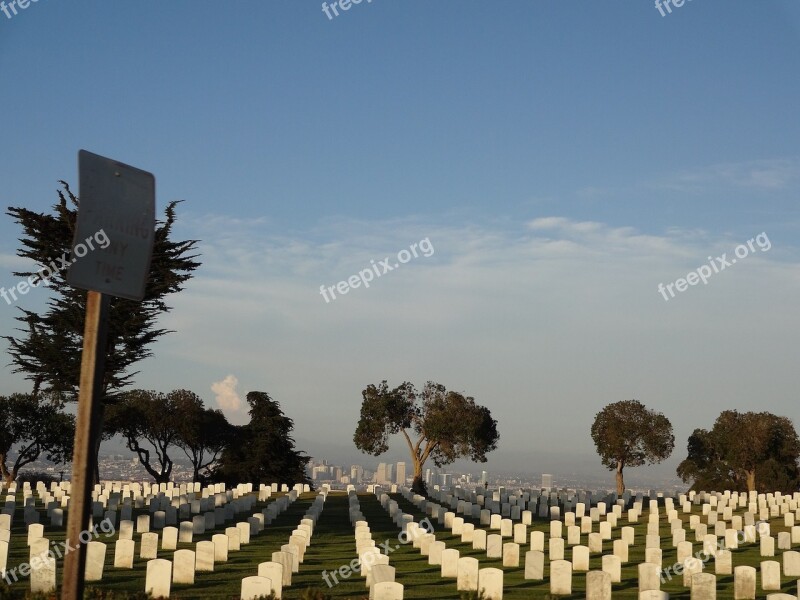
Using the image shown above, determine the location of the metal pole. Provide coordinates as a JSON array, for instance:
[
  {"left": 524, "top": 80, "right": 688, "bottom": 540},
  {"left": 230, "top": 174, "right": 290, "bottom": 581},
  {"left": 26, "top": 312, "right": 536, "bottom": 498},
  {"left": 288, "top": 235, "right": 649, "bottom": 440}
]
[{"left": 61, "top": 290, "right": 109, "bottom": 600}]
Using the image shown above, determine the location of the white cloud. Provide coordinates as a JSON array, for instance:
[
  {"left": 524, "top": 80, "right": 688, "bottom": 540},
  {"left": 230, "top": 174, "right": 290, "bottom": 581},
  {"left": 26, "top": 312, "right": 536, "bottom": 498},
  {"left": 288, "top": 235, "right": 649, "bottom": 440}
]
[{"left": 211, "top": 375, "right": 242, "bottom": 413}]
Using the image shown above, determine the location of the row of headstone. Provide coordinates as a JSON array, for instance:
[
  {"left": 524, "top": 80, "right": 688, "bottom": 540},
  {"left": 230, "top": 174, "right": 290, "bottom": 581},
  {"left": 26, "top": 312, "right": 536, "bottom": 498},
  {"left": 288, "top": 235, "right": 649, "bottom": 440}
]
[
  {"left": 239, "top": 488, "right": 327, "bottom": 599},
  {"left": 380, "top": 487, "right": 505, "bottom": 600}
]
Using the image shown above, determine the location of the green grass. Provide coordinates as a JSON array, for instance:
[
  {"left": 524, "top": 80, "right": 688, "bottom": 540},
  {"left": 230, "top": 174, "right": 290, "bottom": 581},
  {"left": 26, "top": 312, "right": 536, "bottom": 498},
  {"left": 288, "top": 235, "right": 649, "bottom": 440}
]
[{"left": 1, "top": 488, "right": 798, "bottom": 598}]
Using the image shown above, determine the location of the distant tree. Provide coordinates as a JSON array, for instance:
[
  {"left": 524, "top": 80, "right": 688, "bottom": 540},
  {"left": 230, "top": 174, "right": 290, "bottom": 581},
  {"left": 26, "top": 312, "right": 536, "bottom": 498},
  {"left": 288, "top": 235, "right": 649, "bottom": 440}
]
[
  {"left": 172, "top": 391, "right": 234, "bottom": 483},
  {"left": 0, "top": 394, "right": 75, "bottom": 484},
  {"left": 590, "top": 399, "right": 674, "bottom": 495},
  {"left": 353, "top": 381, "right": 499, "bottom": 495},
  {"left": 104, "top": 389, "right": 183, "bottom": 483},
  {"left": 5, "top": 182, "right": 200, "bottom": 481},
  {"left": 677, "top": 410, "right": 800, "bottom": 493},
  {"left": 214, "top": 392, "right": 311, "bottom": 486}
]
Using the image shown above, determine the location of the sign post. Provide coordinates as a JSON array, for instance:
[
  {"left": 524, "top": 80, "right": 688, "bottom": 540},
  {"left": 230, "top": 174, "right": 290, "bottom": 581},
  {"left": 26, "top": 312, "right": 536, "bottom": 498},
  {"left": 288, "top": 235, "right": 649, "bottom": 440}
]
[{"left": 61, "top": 150, "right": 155, "bottom": 600}]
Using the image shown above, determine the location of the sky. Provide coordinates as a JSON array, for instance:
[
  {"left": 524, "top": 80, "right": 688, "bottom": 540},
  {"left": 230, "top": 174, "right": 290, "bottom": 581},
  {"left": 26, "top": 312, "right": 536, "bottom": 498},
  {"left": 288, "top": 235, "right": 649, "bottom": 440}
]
[{"left": 1, "top": 1, "right": 799, "bottom": 488}]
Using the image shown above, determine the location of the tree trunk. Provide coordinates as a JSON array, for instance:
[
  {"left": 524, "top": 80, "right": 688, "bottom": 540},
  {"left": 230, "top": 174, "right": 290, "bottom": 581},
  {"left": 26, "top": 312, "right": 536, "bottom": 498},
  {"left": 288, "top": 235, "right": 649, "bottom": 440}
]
[
  {"left": 746, "top": 469, "right": 757, "bottom": 493},
  {"left": 0, "top": 455, "right": 10, "bottom": 486},
  {"left": 410, "top": 457, "right": 427, "bottom": 495},
  {"left": 92, "top": 402, "right": 106, "bottom": 485},
  {"left": 616, "top": 461, "right": 625, "bottom": 496}
]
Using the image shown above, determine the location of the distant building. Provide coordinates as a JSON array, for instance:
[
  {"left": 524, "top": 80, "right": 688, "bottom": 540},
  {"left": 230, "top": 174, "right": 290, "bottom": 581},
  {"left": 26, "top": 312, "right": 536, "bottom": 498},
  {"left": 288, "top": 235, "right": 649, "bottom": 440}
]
[
  {"left": 441, "top": 473, "right": 451, "bottom": 488},
  {"left": 541, "top": 473, "right": 553, "bottom": 490},
  {"left": 376, "top": 463, "right": 389, "bottom": 484},
  {"left": 350, "top": 465, "right": 364, "bottom": 484},
  {"left": 395, "top": 462, "right": 406, "bottom": 485},
  {"left": 480, "top": 470, "right": 488, "bottom": 485},
  {"left": 425, "top": 468, "right": 433, "bottom": 486}
]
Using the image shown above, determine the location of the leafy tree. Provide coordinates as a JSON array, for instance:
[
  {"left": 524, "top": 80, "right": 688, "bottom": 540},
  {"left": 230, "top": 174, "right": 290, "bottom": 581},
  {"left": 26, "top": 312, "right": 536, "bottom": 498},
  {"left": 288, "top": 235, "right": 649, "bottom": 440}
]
[
  {"left": 5, "top": 182, "right": 199, "bottom": 480},
  {"left": 104, "top": 389, "right": 183, "bottom": 483},
  {"left": 677, "top": 410, "right": 800, "bottom": 493},
  {"left": 215, "top": 391, "right": 311, "bottom": 486},
  {"left": 354, "top": 381, "right": 499, "bottom": 494},
  {"left": 0, "top": 394, "right": 75, "bottom": 484},
  {"left": 172, "top": 391, "right": 234, "bottom": 483},
  {"left": 590, "top": 399, "right": 674, "bottom": 495}
]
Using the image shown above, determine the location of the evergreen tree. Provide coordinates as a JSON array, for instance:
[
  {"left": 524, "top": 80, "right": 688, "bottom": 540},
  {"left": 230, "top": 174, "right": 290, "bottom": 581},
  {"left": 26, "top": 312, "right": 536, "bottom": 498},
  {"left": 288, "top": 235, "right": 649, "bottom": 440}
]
[
  {"left": 215, "top": 391, "right": 311, "bottom": 486},
  {"left": 5, "top": 182, "right": 200, "bottom": 480}
]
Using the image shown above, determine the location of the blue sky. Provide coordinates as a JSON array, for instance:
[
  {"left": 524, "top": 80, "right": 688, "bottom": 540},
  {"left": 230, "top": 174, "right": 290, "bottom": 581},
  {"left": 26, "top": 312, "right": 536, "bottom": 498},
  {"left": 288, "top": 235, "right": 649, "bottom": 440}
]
[{"left": 1, "top": 1, "right": 799, "bottom": 488}]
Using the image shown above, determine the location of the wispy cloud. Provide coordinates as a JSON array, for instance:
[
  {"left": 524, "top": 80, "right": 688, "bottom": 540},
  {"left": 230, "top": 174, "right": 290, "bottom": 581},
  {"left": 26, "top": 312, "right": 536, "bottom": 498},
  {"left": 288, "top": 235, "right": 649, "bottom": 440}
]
[
  {"left": 61, "top": 215, "right": 800, "bottom": 474},
  {"left": 650, "top": 157, "right": 800, "bottom": 194}
]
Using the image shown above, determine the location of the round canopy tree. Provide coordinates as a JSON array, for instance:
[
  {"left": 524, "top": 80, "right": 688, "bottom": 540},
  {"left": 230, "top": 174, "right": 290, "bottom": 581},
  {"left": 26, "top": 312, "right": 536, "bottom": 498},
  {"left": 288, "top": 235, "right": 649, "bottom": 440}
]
[
  {"left": 677, "top": 410, "right": 800, "bottom": 493},
  {"left": 354, "top": 380, "right": 499, "bottom": 494},
  {"left": 590, "top": 399, "right": 674, "bottom": 495}
]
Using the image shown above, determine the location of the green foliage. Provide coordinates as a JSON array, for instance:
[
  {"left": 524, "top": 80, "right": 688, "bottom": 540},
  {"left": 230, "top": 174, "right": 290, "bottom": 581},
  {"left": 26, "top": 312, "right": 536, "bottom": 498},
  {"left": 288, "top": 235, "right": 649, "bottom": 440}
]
[
  {"left": 298, "top": 588, "right": 332, "bottom": 600},
  {"left": 104, "top": 388, "right": 232, "bottom": 484},
  {"left": 590, "top": 399, "right": 674, "bottom": 494},
  {"left": 354, "top": 380, "right": 499, "bottom": 493},
  {"left": 172, "top": 391, "right": 234, "bottom": 483},
  {"left": 5, "top": 181, "right": 200, "bottom": 399},
  {"left": 15, "top": 471, "right": 61, "bottom": 486},
  {"left": 677, "top": 410, "right": 800, "bottom": 493},
  {"left": 83, "top": 589, "right": 151, "bottom": 599},
  {"left": 460, "top": 590, "right": 489, "bottom": 600},
  {"left": 0, "top": 587, "right": 150, "bottom": 600},
  {"left": 0, "top": 393, "right": 75, "bottom": 484},
  {"left": 104, "top": 389, "right": 181, "bottom": 483},
  {"left": 214, "top": 391, "right": 311, "bottom": 486}
]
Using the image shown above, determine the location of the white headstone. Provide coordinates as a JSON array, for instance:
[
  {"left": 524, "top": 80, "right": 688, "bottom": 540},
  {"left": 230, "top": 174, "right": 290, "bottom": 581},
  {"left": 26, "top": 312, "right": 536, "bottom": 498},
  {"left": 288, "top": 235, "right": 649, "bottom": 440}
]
[
  {"left": 524, "top": 550, "right": 544, "bottom": 580},
  {"left": 30, "top": 555, "right": 56, "bottom": 594},
  {"left": 161, "top": 526, "right": 178, "bottom": 551},
  {"left": 113, "top": 539, "right": 135, "bottom": 568},
  {"left": 456, "top": 556, "right": 479, "bottom": 591},
  {"left": 196, "top": 540, "right": 215, "bottom": 572},
  {"left": 586, "top": 569, "right": 612, "bottom": 600},
  {"left": 84, "top": 541, "right": 107, "bottom": 582},
  {"left": 257, "top": 561, "right": 283, "bottom": 598},
  {"left": 173, "top": 548, "right": 195, "bottom": 584},
  {"left": 761, "top": 560, "right": 781, "bottom": 591},
  {"left": 478, "top": 566, "right": 503, "bottom": 600},
  {"left": 145, "top": 558, "right": 171, "bottom": 599},
  {"left": 733, "top": 565, "right": 756, "bottom": 599}
]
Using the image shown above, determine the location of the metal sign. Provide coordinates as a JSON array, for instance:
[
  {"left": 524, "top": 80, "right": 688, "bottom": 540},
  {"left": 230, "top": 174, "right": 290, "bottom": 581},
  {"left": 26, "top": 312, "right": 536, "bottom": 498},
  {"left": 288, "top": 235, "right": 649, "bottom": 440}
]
[{"left": 67, "top": 150, "right": 155, "bottom": 301}]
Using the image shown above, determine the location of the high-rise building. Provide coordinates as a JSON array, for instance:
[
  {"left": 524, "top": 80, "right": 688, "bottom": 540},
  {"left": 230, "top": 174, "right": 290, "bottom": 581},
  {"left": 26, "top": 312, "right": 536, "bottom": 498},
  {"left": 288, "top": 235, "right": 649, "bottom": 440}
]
[
  {"left": 541, "top": 473, "right": 553, "bottom": 490},
  {"left": 350, "top": 465, "right": 364, "bottom": 484},
  {"left": 441, "top": 473, "right": 452, "bottom": 488},
  {"left": 395, "top": 462, "right": 406, "bottom": 485},
  {"left": 376, "top": 462, "right": 389, "bottom": 484},
  {"left": 386, "top": 463, "right": 393, "bottom": 483},
  {"left": 480, "top": 470, "right": 488, "bottom": 485},
  {"left": 425, "top": 468, "right": 432, "bottom": 486}
]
